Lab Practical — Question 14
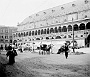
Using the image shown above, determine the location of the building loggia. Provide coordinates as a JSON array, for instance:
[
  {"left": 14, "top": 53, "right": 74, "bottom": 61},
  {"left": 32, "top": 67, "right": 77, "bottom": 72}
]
[{"left": 13, "top": 0, "right": 90, "bottom": 53}]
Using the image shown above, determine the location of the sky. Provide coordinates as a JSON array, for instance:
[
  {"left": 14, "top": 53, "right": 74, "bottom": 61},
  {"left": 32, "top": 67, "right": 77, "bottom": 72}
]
[{"left": 0, "top": 0, "right": 76, "bottom": 27}]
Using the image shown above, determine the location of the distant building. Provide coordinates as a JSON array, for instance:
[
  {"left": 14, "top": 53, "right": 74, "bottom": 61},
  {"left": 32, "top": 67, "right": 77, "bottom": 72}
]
[
  {"left": 0, "top": 26, "right": 17, "bottom": 50},
  {"left": 13, "top": 0, "right": 90, "bottom": 51}
]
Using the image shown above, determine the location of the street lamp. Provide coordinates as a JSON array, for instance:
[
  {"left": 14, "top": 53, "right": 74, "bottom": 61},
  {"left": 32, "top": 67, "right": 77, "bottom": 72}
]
[
  {"left": 72, "top": 18, "right": 75, "bottom": 53},
  {"left": 33, "top": 42, "right": 35, "bottom": 52},
  {"left": 50, "top": 33, "right": 54, "bottom": 54}
]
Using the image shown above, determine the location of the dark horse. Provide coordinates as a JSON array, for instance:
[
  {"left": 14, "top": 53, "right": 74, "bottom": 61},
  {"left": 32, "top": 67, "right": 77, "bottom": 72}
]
[
  {"left": 39, "top": 44, "right": 52, "bottom": 55},
  {"left": 57, "top": 45, "right": 65, "bottom": 54}
]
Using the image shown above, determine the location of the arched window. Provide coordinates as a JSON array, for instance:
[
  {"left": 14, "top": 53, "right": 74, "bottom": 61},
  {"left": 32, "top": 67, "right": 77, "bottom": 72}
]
[
  {"left": 32, "top": 31, "right": 34, "bottom": 36},
  {"left": 38, "top": 30, "right": 40, "bottom": 35},
  {"left": 62, "top": 26, "right": 67, "bottom": 32},
  {"left": 58, "top": 26, "right": 61, "bottom": 32},
  {"left": 29, "top": 31, "right": 31, "bottom": 36},
  {"left": 24, "top": 32, "right": 26, "bottom": 36},
  {"left": 35, "top": 30, "right": 37, "bottom": 35},
  {"left": 41, "top": 29, "right": 44, "bottom": 34},
  {"left": 79, "top": 23, "right": 85, "bottom": 30},
  {"left": 36, "top": 38, "right": 40, "bottom": 40},
  {"left": 68, "top": 25, "right": 72, "bottom": 31},
  {"left": 46, "top": 37, "right": 49, "bottom": 39},
  {"left": 41, "top": 37, "right": 43, "bottom": 40},
  {"left": 63, "top": 35, "right": 67, "bottom": 38},
  {"left": 86, "top": 22, "right": 90, "bottom": 29},
  {"left": 18, "top": 33, "right": 21, "bottom": 37},
  {"left": 29, "top": 39, "right": 31, "bottom": 41},
  {"left": 47, "top": 28, "right": 49, "bottom": 34},
  {"left": 73, "top": 24, "right": 78, "bottom": 31},
  {"left": 44, "top": 29, "right": 46, "bottom": 34},
  {"left": 16, "top": 33, "right": 17, "bottom": 37},
  {"left": 68, "top": 35, "right": 72, "bottom": 38},
  {"left": 51, "top": 37, "right": 54, "bottom": 39},
  {"left": 50, "top": 28, "right": 54, "bottom": 33},
  {"left": 26, "top": 32, "right": 28, "bottom": 36},
  {"left": 13, "top": 34, "right": 15, "bottom": 37},
  {"left": 21, "top": 33, "right": 24, "bottom": 37},
  {"left": 54, "top": 27, "right": 58, "bottom": 33},
  {"left": 55, "top": 36, "right": 61, "bottom": 39}
]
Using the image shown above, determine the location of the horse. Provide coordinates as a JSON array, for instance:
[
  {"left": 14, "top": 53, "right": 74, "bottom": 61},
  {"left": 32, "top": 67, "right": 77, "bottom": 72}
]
[{"left": 57, "top": 45, "right": 65, "bottom": 54}]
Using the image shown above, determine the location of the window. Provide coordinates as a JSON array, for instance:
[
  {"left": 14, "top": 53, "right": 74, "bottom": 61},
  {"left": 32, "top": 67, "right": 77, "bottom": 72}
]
[
  {"left": 54, "top": 27, "right": 58, "bottom": 33},
  {"left": 18, "top": 33, "right": 21, "bottom": 37},
  {"left": 36, "top": 38, "right": 40, "bottom": 40},
  {"left": 52, "top": 10, "right": 55, "bottom": 13},
  {"left": 38, "top": 30, "right": 40, "bottom": 35},
  {"left": 50, "top": 28, "right": 54, "bottom": 33},
  {"left": 62, "top": 26, "right": 67, "bottom": 32},
  {"left": 1, "top": 29, "right": 3, "bottom": 33},
  {"left": 86, "top": 22, "right": 90, "bottom": 29},
  {"left": 44, "top": 29, "right": 46, "bottom": 34},
  {"left": 61, "top": 7, "right": 64, "bottom": 10},
  {"left": 72, "top": 4, "right": 76, "bottom": 7},
  {"left": 5, "top": 36, "right": 8, "bottom": 39},
  {"left": 58, "top": 27, "right": 61, "bottom": 32},
  {"left": 2, "top": 36, "right": 3, "bottom": 38},
  {"left": 79, "top": 23, "right": 85, "bottom": 30},
  {"left": 35, "top": 30, "right": 37, "bottom": 35},
  {"left": 24, "top": 32, "right": 26, "bottom": 36},
  {"left": 5, "top": 30, "right": 8, "bottom": 33},
  {"left": 9, "top": 36, "right": 12, "bottom": 38},
  {"left": 74, "top": 24, "right": 78, "bottom": 31},
  {"left": 29, "top": 31, "right": 31, "bottom": 36},
  {"left": 26, "top": 32, "right": 28, "bottom": 36},
  {"left": 63, "top": 35, "right": 67, "bottom": 38},
  {"left": 85, "top": 0, "right": 88, "bottom": 4},
  {"left": 43, "top": 12, "right": 46, "bottom": 14},
  {"left": 55, "top": 36, "right": 61, "bottom": 39},
  {"left": 46, "top": 37, "right": 49, "bottom": 39},
  {"left": 47, "top": 28, "right": 49, "bottom": 34},
  {"left": 0, "top": 39, "right": 4, "bottom": 42},
  {"left": 68, "top": 25, "right": 72, "bottom": 31},
  {"left": 68, "top": 35, "right": 72, "bottom": 38},
  {"left": 5, "top": 40, "right": 8, "bottom": 42},
  {"left": 32, "top": 31, "right": 34, "bottom": 36},
  {"left": 41, "top": 29, "right": 44, "bottom": 34},
  {"left": 81, "top": 35, "right": 83, "bottom": 37},
  {"left": 21, "top": 33, "right": 24, "bottom": 37}
]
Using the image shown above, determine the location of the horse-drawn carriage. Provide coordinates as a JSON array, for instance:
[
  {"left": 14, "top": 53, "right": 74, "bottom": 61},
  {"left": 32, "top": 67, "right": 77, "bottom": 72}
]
[{"left": 38, "top": 44, "right": 52, "bottom": 55}]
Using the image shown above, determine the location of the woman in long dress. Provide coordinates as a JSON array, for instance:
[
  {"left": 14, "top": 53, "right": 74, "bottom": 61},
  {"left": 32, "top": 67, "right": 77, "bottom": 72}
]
[{"left": 6, "top": 45, "right": 17, "bottom": 65}]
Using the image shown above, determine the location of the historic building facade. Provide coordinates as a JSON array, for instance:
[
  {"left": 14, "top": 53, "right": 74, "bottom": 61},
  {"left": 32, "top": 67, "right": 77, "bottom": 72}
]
[
  {"left": 13, "top": 0, "right": 90, "bottom": 50},
  {"left": 0, "top": 26, "right": 17, "bottom": 50}
]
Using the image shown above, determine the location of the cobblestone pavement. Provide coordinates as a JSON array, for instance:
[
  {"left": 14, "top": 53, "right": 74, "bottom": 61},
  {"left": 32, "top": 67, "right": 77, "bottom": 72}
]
[{"left": 0, "top": 50, "right": 90, "bottom": 77}]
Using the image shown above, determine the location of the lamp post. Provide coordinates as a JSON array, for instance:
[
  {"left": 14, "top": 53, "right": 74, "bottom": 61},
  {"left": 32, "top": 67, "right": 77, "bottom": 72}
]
[
  {"left": 50, "top": 32, "right": 54, "bottom": 54},
  {"left": 33, "top": 42, "right": 35, "bottom": 52},
  {"left": 72, "top": 18, "right": 75, "bottom": 53}
]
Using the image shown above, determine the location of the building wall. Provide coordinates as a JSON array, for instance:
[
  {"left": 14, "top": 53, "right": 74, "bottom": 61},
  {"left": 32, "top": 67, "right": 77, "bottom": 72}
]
[
  {"left": 0, "top": 26, "right": 17, "bottom": 50},
  {"left": 13, "top": 0, "right": 90, "bottom": 51}
]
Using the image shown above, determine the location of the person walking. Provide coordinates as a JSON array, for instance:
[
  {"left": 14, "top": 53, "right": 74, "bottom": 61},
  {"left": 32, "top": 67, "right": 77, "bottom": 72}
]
[
  {"left": 64, "top": 43, "right": 69, "bottom": 59},
  {"left": 6, "top": 45, "right": 17, "bottom": 65}
]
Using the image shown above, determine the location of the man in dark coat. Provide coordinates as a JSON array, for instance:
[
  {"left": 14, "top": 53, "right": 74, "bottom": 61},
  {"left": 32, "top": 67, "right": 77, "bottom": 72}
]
[{"left": 64, "top": 43, "right": 69, "bottom": 59}]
